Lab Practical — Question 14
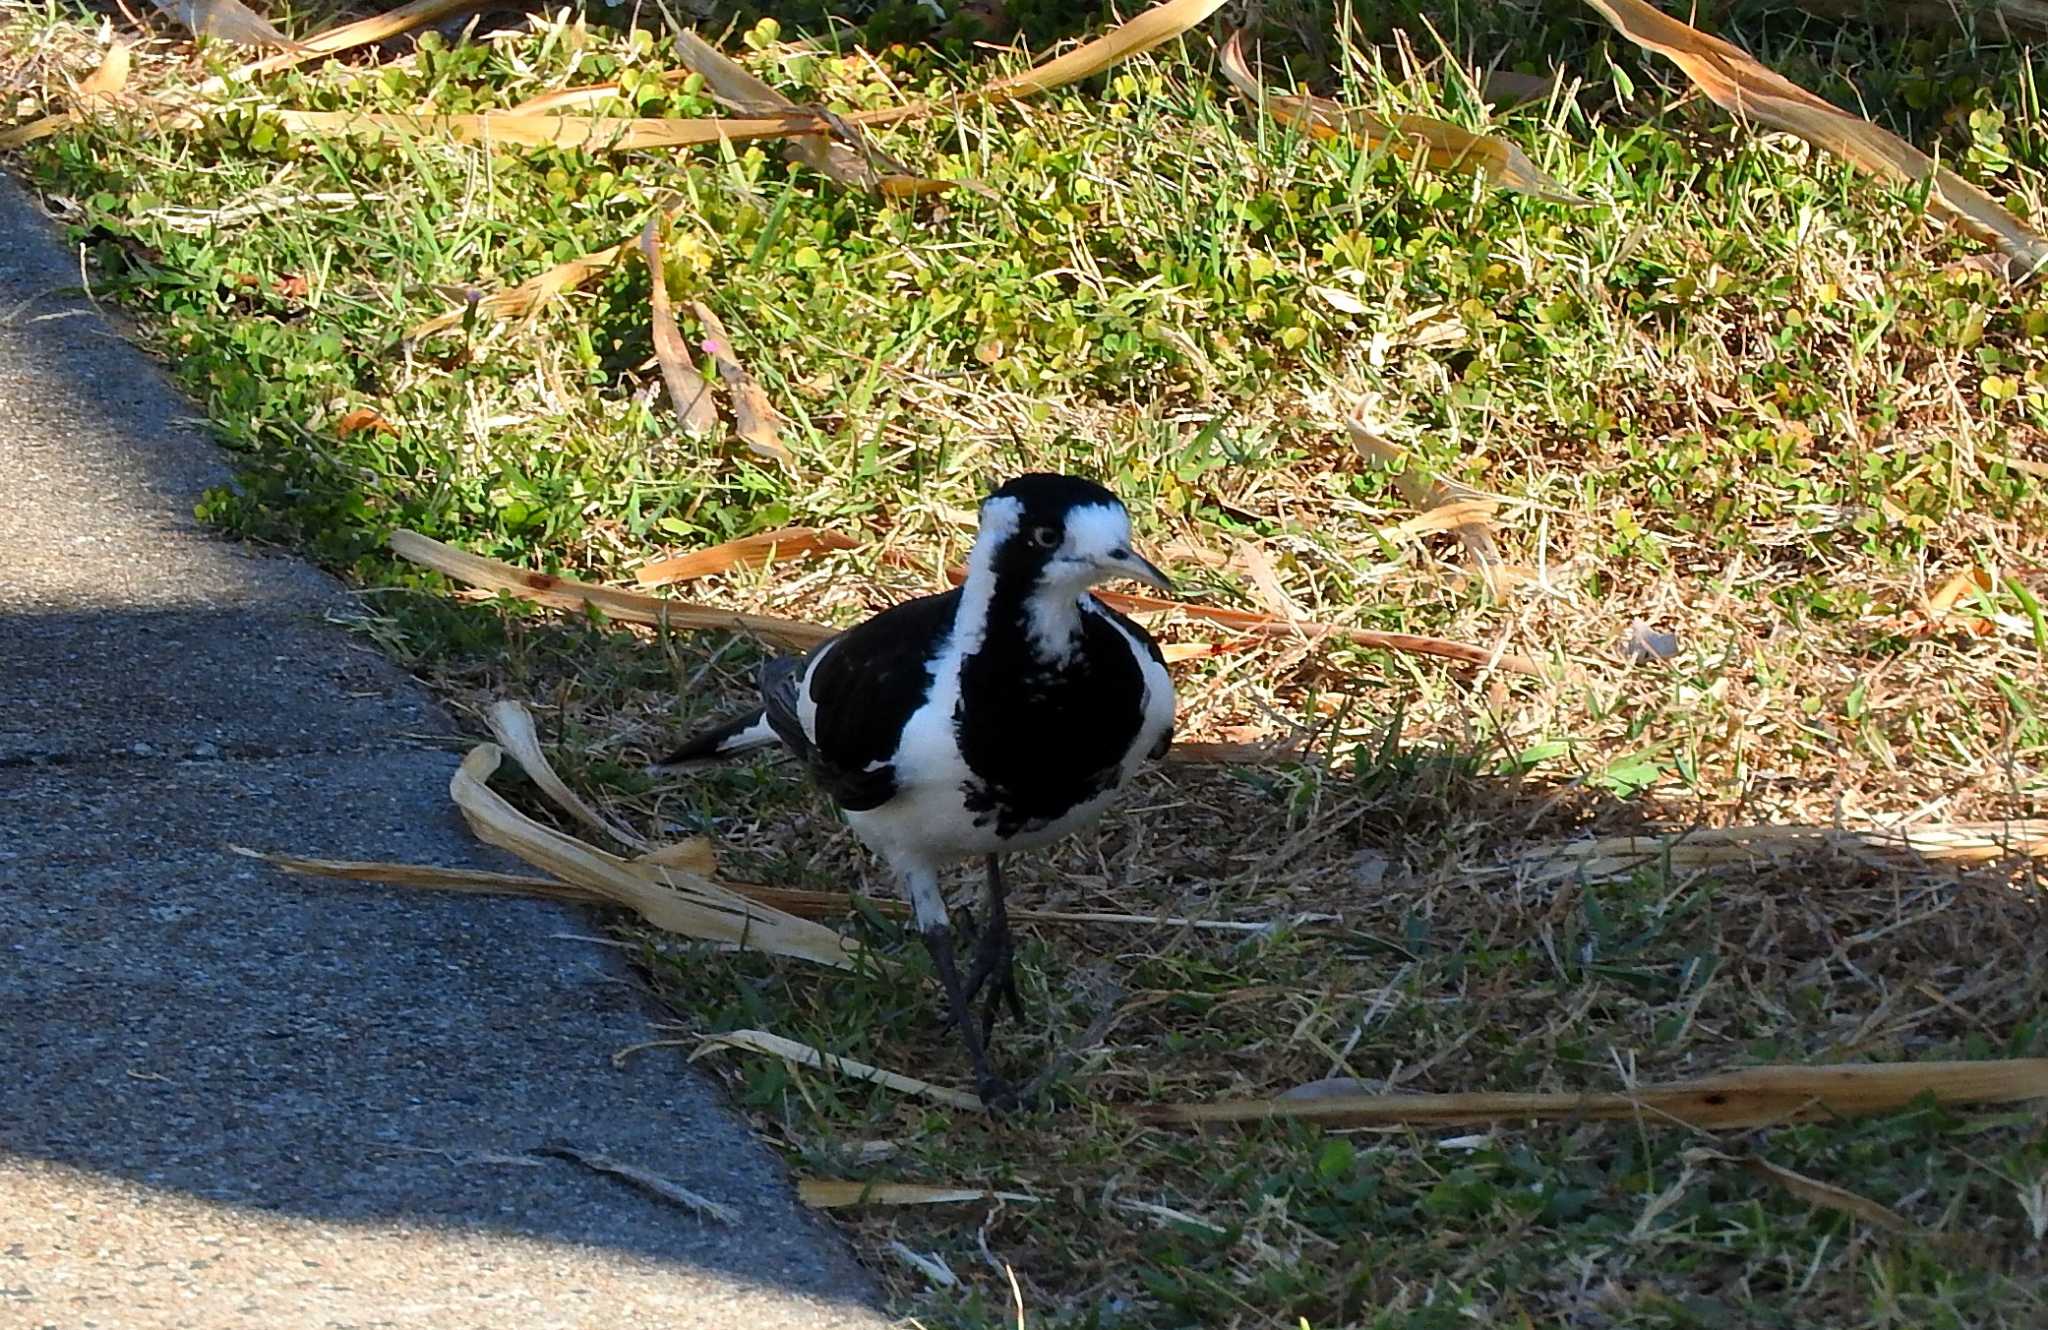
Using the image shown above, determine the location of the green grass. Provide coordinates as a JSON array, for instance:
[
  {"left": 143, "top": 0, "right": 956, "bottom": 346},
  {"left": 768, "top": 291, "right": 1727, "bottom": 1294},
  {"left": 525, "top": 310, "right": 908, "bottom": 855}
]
[{"left": 4, "top": 0, "right": 2046, "bottom": 1324}]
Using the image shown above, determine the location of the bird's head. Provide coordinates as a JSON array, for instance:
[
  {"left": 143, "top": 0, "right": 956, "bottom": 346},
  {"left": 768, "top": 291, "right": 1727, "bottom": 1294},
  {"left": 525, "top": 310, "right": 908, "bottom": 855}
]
[{"left": 973, "top": 473, "right": 1174, "bottom": 598}]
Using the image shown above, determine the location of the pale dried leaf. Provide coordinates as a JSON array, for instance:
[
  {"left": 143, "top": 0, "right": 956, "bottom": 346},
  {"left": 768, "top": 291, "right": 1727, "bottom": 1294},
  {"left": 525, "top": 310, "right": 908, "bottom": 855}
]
[
  {"left": 1584, "top": 0, "right": 2048, "bottom": 278},
  {"left": 0, "top": 113, "right": 76, "bottom": 150},
  {"left": 246, "top": 841, "right": 1310, "bottom": 936},
  {"left": 886, "top": 1241, "right": 957, "bottom": 1288},
  {"left": 639, "top": 218, "right": 718, "bottom": 436},
  {"left": 637, "top": 527, "right": 861, "bottom": 587},
  {"left": 1142, "top": 1059, "right": 2048, "bottom": 1127},
  {"left": 1520, "top": 820, "right": 2048, "bottom": 881},
  {"left": 407, "top": 233, "right": 643, "bottom": 341},
  {"left": 636, "top": 837, "right": 720, "bottom": 875},
  {"left": 388, "top": 528, "right": 834, "bottom": 648},
  {"left": 1229, "top": 541, "right": 1307, "bottom": 620},
  {"left": 1376, "top": 498, "right": 1502, "bottom": 542},
  {"left": 1218, "top": 31, "right": 1586, "bottom": 204},
  {"left": 231, "top": 0, "right": 479, "bottom": 80},
  {"left": 269, "top": 108, "right": 825, "bottom": 153},
  {"left": 957, "top": 0, "right": 1230, "bottom": 108},
  {"left": 1345, "top": 415, "right": 1515, "bottom": 595},
  {"left": 149, "top": 0, "right": 300, "bottom": 48},
  {"left": 669, "top": 27, "right": 794, "bottom": 115},
  {"left": 848, "top": 0, "right": 1233, "bottom": 131},
  {"left": 535, "top": 1145, "right": 738, "bottom": 1223},
  {"left": 510, "top": 84, "right": 625, "bottom": 114},
  {"left": 1157, "top": 640, "right": 1249, "bottom": 664},
  {"left": 450, "top": 745, "right": 864, "bottom": 969},
  {"left": 692, "top": 1029, "right": 984, "bottom": 1110},
  {"left": 486, "top": 700, "right": 649, "bottom": 851},
  {"left": 799, "top": 1179, "right": 1040, "bottom": 1208}
]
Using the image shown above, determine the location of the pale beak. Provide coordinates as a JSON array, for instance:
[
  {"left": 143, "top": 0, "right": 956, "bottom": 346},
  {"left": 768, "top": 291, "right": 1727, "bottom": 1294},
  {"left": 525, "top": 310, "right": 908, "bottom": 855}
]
[{"left": 1105, "top": 547, "right": 1175, "bottom": 595}]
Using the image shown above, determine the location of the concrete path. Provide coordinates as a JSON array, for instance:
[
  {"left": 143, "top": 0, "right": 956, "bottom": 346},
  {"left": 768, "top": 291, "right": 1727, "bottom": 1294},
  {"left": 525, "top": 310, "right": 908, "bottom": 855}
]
[{"left": 0, "top": 176, "right": 893, "bottom": 1328}]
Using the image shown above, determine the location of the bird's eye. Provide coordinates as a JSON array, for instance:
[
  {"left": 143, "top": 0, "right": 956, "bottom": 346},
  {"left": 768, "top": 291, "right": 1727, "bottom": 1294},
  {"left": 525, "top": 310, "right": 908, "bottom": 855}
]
[{"left": 1029, "top": 525, "right": 1060, "bottom": 549}]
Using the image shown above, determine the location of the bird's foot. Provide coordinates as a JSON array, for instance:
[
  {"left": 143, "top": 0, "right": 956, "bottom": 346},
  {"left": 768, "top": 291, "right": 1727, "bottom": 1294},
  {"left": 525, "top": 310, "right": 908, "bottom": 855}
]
[
  {"left": 921, "top": 922, "right": 1027, "bottom": 1113},
  {"left": 974, "top": 1069, "right": 1033, "bottom": 1114},
  {"left": 961, "top": 911, "right": 1024, "bottom": 1036}
]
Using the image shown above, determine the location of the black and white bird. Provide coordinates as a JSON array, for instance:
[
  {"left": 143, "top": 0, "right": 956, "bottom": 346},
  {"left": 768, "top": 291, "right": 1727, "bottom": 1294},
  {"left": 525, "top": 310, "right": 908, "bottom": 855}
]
[{"left": 654, "top": 474, "right": 1176, "bottom": 1106}]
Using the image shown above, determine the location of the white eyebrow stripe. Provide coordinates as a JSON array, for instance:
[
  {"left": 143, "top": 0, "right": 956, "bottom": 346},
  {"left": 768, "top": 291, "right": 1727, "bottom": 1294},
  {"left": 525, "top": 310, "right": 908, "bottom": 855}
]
[{"left": 1061, "top": 503, "right": 1129, "bottom": 559}]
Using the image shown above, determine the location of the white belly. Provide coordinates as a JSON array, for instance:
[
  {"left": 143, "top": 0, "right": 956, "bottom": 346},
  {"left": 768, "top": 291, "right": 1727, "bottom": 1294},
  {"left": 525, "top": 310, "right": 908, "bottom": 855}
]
[
  {"left": 846, "top": 597, "right": 1176, "bottom": 880},
  {"left": 845, "top": 777, "right": 1122, "bottom": 870}
]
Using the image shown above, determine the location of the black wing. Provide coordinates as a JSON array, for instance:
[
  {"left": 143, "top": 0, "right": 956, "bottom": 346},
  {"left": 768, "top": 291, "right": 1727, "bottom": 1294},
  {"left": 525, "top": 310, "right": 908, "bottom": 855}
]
[{"left": 759, "top": 588, "right": 961, "bottom": 813}]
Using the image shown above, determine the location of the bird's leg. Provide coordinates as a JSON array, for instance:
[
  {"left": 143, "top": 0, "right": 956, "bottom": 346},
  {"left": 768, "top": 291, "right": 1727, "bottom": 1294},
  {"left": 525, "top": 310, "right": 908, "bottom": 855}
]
[
  {"left": 907, "top": 867, "right": 1017, "bottom": 1110},
  {"left": 963, "top": 855, "right": 1023, "bottom": 1034}
]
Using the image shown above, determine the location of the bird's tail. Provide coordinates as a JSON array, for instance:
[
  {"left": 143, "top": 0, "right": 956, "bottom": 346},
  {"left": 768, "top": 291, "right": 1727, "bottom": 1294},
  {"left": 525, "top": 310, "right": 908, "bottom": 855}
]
[{"left": 648, "top": 709, "right": 781, "bottom": 771}]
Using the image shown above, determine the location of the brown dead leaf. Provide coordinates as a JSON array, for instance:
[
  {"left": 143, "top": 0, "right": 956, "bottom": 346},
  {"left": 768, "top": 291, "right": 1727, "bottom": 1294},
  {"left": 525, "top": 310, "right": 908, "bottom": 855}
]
[
  {"left": 76, "top": 41, "right": 131, "bottom": 97},
  {"left": 637, "top": 527, "right": 861, "bottom": 588},
  {"left": 1141, "top": 1059, "right": 2048, "bottom": 1128},
  {"left": 639, "top": 218, "right": 718, "bottom": 437},
  {"left": 1583, "top": 0, "right": 2048, "bottom": 278},
  {"left": 388, "top": 528, "right": 835, "bottom": 648},
  {"left": 407, "top": 215, "right": 678, "bottom": 341},
  {"left": 691, "top": 301, "right": 793, "bottom": 466},
  {"left": 0, "top": 41, "right": 133, "bottom": 149},
  {"left": 1217, "top": 31, "right": 1586, "bottom": 205},
  {"left": 1926, "top": 565, "right": 1994, "bottom": 622},
  {"left": 1092, "top": 587, "right": 1542, "bottom": 676},
  {"left": 1693, "top": 1150, "right": 1926, "bottom": 1235},
  {"left": 236, "top": 0, "right": 477, "bottom": 76},
  {"left": 334, "top": 407, "right": 398, "bottom": 439},
  {"left": 930, "top": 561, "right": 1534, "bottom": 671},
  {"left": 636, "top": 838, "right": 720, "bottom": 875}
]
